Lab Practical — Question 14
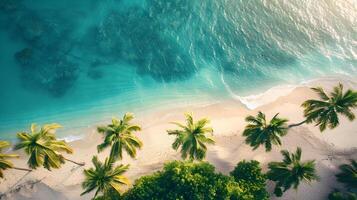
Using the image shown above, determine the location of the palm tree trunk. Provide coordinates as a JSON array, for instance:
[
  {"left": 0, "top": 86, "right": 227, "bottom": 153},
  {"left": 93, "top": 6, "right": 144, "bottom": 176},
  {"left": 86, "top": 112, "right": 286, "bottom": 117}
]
[
  {"left": 13, "top": 167, "right": 32, "bottom": 172},
  {"left": 288, "top": 120, "right": 307, "bottom": 128},
  {"left": 64, "top": 158, "right": 85, "bottom": 166}
]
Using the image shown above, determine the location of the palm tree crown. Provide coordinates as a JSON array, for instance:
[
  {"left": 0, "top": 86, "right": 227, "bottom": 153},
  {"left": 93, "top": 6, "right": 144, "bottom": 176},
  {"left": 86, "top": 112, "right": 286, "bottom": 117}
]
[
  {"left": 0, "top": 141, "right": 19, "bottom": 178},
  {"left": 302, "top": 83, "right": 357, "bottom": 132},
  {"left": 14, "top": 123, "right": 74, "bottom": 170},
  {"left": 81, "top": 156, "right": 129, "bottom": 199},
  {"left": 267, "top": 147, "right": 318, "bottom": 197},
  {"left": 243, "top": 112, "right": 288, "bottom": 152},
  {"left": 336, "top": 160, "right": 357, "bottom": 191},
  {"left": 167, "top": 113, "right": 215, "bottom": 160},
  {"left": 97, "top": 113, "right": 142, "bottom": 162}
]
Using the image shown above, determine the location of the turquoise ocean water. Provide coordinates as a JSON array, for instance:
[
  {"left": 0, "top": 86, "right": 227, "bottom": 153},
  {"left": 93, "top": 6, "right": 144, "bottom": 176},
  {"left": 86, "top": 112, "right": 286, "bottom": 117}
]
[{"left": 0, "top": 0, "right": 356, "bottom": 140}]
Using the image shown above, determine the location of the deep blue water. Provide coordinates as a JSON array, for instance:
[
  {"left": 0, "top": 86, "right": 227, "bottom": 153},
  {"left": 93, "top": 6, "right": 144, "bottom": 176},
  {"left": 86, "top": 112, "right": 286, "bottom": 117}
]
[{"left": 0, "top": 0, "right": 356, "bottom": 139}]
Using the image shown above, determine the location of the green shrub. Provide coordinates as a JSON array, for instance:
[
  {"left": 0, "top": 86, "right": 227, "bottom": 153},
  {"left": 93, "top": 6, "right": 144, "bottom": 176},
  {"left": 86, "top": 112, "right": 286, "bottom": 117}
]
[
  {"left": 230, "top": 160, "right": 266, "bottom": 184},
  {"left": 230, "top": 160, "right": 268, "bottom": 199},
  {"left": 122, "top": 160, "right": 268, "bottom": 200},
  {"left": 122, "top": 161, "right": 231, "bottom": 200}
]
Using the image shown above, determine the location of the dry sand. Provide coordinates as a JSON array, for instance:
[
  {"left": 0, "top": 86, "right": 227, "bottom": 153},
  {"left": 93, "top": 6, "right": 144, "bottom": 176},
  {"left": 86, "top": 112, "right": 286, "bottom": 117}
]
[{"left": 1, "top": 77, "right": 357, "bottom": 200}]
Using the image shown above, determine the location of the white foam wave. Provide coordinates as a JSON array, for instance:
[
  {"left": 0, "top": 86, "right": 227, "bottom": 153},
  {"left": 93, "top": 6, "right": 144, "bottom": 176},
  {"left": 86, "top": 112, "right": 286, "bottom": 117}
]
[
  {"left": 220, "top": 73, "right": 298, "bottom": 109},
  {"left": 224, "top": 75, "right": 357, "bottom": 110},
  {"left": 59, "top": 134, "right": 85, "bottom": 143},
  {"left": 237, "top": 85, "right": 298, "bottom": 110}
]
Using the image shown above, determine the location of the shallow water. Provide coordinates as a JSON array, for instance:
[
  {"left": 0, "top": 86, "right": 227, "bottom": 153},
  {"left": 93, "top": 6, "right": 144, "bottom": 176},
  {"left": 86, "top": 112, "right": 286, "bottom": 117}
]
[{"left": 0, "top": 0, "right": 356, "bottom": 139}]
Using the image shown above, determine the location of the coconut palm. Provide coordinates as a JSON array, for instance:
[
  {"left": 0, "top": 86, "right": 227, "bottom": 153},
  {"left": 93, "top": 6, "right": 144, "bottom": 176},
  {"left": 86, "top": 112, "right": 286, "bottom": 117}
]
[
  {"left": 14, "top": 123, "right": 84, "bottom": 170},
  {"left": 81, "top": 156, "right": 129, "bottom": 199},
  {"left": 300, "top": 83, "right": 357, "bottom": 131},
  {"left": 243, "top": 112, "right": 288, "bottom": 152},
  {"left": 0, "top": 140, "right": 31, "bottom": 178},
  {"left": 267, "top": 147, "right": 318, "bottom": 197},
  {"left": 167, "top": 113, "right": 215, "bottom": 160},
  {"left": 335, "top": 160, "right": 357, "bottom": 191},
  {"left": 97, "top": 113, "right": 142, "bottom": 162}
]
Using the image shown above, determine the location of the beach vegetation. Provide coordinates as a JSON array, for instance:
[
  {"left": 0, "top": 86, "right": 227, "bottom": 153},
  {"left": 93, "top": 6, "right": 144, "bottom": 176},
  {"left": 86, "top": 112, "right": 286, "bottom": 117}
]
[
  {"left": 14, "top": 123, "right": 84, "bottom": 170},
  {"left": 242, "top": 112, "right": 288, "bottom": 152},
  {"left": 97, "top": 113, "right": 142, "bottom": 162},
  {"left": 122, "top": 160, "right": 268, "bottom": 200},
  {"left": 301, "top": 83, "right": 357, "bottom": 131},
  {"left": 336, "top": 160, "right": 357, "bottom": 193},
  {"left": 81, "top": 156, "right": 129, "bottom": 199},
  {"left": 167, "top": 113, "right": 215, "bottom": 160},
  {"left": 267, "top": 147, "right": 318, "bottom": 197},
  {"left": 0, "top": 140, "right": 31, "bottom": 178},
  {"left": 230, "top": 160, "right": 269, "bottom": 199}
]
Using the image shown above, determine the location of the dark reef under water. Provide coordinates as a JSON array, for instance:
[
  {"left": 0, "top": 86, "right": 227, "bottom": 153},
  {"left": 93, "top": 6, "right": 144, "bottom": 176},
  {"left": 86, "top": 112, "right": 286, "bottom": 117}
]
[{"left": 0, "top": 0, "right": 305, "bottom": 97}]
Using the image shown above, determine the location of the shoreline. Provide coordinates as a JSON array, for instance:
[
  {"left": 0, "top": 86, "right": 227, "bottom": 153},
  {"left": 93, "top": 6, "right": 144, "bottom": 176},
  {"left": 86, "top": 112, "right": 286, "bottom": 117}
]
[
  {"left": 53, "top": 74, "right": 357, "bottom": 143},
  {"left": 1, "top": 75, "right": 356, "bottom": 142},
  {"left": 1, "top": 76, "right": 357, "bottom": 200}
]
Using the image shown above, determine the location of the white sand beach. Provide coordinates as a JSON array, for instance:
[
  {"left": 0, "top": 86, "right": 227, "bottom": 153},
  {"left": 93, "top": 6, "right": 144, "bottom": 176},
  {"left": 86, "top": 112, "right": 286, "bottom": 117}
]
[{"left": 1, "top": 77, "right": 357, "bottom": 200}]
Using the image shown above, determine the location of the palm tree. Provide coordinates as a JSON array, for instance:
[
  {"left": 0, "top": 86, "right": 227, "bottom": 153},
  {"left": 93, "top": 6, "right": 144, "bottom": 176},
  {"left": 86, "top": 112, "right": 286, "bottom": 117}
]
[
  {"left": 267, "top": 147, "right": 318, "bottom": 197},
  {"left": 167, "top": 113, "right": 215, "bottom": 160},
  {"left": 335, "top": 160, "right": 357, "bottom": 191},
  {"left": 14, "top": 123, "right": 84, "bottom": 170},
  {"left": 242, "top": 112, "right": 288, "bottom": 152},
  {"left": 0, "top": 140, "right": 31, "bottom": 178},
  {"left": 300, "top": 83, "right": 357, "bottom": 131},
  {"left": 81, "top": 156, "right": 129, "bottom": 199},
  {"left": 97, "top": 113, "right": 142, "bottom": 162}
]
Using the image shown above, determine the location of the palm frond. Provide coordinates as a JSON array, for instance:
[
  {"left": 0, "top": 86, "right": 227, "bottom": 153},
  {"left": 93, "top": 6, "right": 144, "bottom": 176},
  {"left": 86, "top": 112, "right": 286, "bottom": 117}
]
[
  {"left": 311, "top": 87, "right": 329, "bottom": 101},
  {"left": 336, "top": 160, "right": 357, "bottom": 190},
  {"left": 97, "top": 114, "right": 142, "bottom": 161},
  {"left": 123, "top": 113, "right": 134, "bottom": 123},
  {"left": 168, "top": 114, "right": 214, "bottom": 160},
  {"left": 81, "top": 156, "right": 129, "bottom": 198},
  {"left": 303, "top": 84, "right": 357, "bottom": 132},
  {"left": 267, "top": 147, "right": 318, "bottom": 196},
  {"left": 243, "top": 112, "right": 288, "bottom": 151},
  {"left": 14, "top": 124, "right": 75, "bottom": 170},
  {"left": 42, "top": 123, "right": 62, "bottom": 133}
]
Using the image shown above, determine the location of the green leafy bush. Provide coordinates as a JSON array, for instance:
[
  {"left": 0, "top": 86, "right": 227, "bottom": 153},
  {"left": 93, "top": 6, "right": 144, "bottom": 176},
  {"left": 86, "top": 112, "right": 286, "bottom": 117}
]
[
  {"left": 230, "top": 160, "right": 266, "bottom": 183},
  {"left": 122, "top": 161, "right": 268, "bottom": 200},
  {"left": 122, "top": 161, "right": 230, "bottom": 200},
  {"left": 230, "top": 160, "right": 268, "bottom": 199}
]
